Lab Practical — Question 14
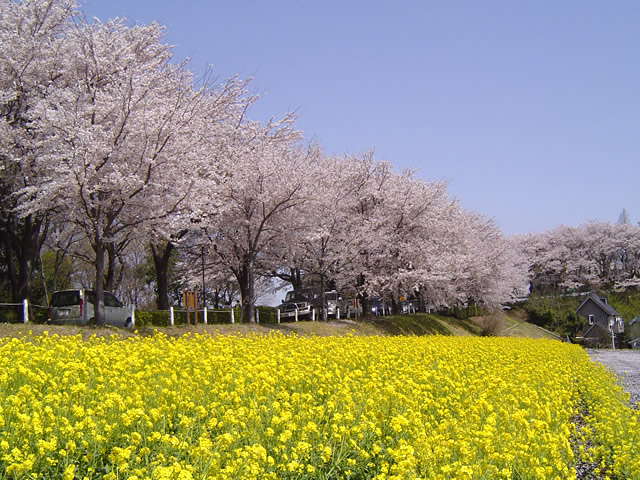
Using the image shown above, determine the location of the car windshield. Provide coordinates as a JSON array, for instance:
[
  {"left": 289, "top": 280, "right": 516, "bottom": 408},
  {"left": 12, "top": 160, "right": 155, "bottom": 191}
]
[
  {"left": 51, "top": 290, "right": 96, "bottom": 306},
  {"left": 325, "top": 292, "right": 338, "bottom": 300},
  {"left": 86, "top": 291, "right": 96, "bottom": 304},
  {"left": 285, "top": 290, "right": 315, "bottom": 302},
  {"left": 104, "top": 293, "right": 122, "bottom": 307},
  {"left": 51, "top": 291, "right": 80, "bottom": 307}
]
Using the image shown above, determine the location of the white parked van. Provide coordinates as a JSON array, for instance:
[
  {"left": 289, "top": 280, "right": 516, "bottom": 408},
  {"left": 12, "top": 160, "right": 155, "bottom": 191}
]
[{"left": 49, "top": 289, "right": 133, "bottom": 327}]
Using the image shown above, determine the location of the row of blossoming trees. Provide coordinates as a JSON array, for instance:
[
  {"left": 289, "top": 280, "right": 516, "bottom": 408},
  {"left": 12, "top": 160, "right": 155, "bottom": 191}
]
[
  {"left": 10, "top": 0, "right": 622, "bottom": 324},
  {"left": 517, "top": 221, "right": 640, "bottom": 295}
]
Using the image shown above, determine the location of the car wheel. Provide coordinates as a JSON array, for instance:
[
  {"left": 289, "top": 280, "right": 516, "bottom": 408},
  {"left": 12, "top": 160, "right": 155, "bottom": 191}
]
[{"left": 124, "top": 318, "right": 133, "bottom": 328}]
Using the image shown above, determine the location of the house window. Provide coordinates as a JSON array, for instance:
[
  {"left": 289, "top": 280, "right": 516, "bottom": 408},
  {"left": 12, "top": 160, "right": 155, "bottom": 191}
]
[{"left": 588, "top": 315, "right": 595, "bottom": 325}]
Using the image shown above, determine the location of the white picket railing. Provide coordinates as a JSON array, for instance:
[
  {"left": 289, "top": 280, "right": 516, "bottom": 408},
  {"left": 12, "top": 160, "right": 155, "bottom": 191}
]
[{"left": 0, "top": 299, "right": 30, "bottom": 323}]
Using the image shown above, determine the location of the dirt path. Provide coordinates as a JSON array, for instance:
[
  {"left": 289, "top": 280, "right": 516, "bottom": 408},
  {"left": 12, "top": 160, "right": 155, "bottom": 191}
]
[{"left": 586, "top": 349, "right": 640, "bottom": 406}]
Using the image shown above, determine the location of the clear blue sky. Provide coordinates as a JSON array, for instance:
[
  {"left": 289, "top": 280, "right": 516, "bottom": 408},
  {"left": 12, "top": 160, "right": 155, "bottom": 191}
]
[{"left": 82, "top": 0, "right": 640, "bottom": 235}]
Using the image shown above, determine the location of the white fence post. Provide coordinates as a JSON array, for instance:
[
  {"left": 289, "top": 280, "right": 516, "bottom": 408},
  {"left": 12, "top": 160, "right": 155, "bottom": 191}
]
[
  {"left": 336, "top": 307, "right": 340, "bottom": 320},
  {"left": 169, "top": 307, "right": 174, "bottom": 327},
  {"left": 256, "top": 309, "right": 260, "bottom": 323},
  {"left": 230, "top": 308, "right": 235, "bottom": 324},
  {"left": 295, "top": 308, "right": 299, "bottom": 322},
  {"left": 277, "top": 309, "right": 281, "bottom": 323},
  {"left": 131, "top": 305, "right": 136, "bottom": 327},
  {"left": 22, "top": 299, "right": 29, "bottom": 323},
  {"left": 203, "top": 306, "right": 208, "bottom": 325}
]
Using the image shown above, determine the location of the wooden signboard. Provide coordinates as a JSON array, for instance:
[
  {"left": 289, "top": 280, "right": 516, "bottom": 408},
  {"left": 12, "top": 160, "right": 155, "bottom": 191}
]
[{"left": 183, "top": 290, "right": 198, "bottom": 325}]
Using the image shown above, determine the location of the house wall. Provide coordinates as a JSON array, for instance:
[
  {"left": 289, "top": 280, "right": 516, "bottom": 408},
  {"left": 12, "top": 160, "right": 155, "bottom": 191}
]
[
  {"left": 629, "top": 322, "right": 640, "bottom": 347},
  {"left": 577, "top": 299, "right": 609, "bottom": 328}
]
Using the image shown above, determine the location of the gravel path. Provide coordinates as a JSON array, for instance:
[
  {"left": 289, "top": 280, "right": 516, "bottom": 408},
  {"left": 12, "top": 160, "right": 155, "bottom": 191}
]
[{"left": 586, "top": 348, "right": 640, "bottom": 406}]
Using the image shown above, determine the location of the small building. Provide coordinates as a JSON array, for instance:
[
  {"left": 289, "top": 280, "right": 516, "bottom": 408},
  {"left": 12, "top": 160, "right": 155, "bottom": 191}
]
[
  {"left": 629, "top": 315, "right": 640, "bottom": 349},
  {"left": 575, "top": 292, "right": 624, "bottom": 347}
]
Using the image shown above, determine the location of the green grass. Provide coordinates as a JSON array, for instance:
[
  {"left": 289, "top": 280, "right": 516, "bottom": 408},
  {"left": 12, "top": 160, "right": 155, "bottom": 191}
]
[
  {"left": 499, "top": 309, "right": 563, "bottom": 340},
  {"left": 369, "top": 313, "right": 479, "bottom": 336},
  {"left": 607, "top": 290, "right": 640, "bottom": 322},
  {"left": 0, "top": 310, "right": 560, "bottom": 341}
]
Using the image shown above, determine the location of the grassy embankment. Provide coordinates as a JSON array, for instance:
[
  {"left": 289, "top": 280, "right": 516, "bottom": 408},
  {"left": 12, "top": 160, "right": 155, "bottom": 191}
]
[{"left": 0, "top": 309, "right": 559, "bottom": 340}]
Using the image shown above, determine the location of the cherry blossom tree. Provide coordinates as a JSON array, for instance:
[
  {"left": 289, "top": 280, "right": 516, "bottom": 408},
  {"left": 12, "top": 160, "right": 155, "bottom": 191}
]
[
  {"left": 269, "top": 151, "right": 388, "bottom": 317},
  {"left": 189, "top": 115, "right": 316, "bottom": 323},
  {"left": 277, "top": 149, "right": 527, "bottom": 313},
  {"left": 143, "top": 75, "right": 251, "bottom": 310},
  {"left": 345, "top": 160, "right": 529, "bottom": 310},
  {"left": 449, "top": 210, "right": 528, "bottom": 306},
  {"left": 353, "top": 172, "right": 525, "bottom": 310},
  {"left": 0, "top": 0, "right": 533, "bottom": 317},
  {"left": 15, "top": 15, "right": 247, "bottom": 323},
  {"left": 331, "top": 153, "right": 394, "bottom": 308},
  {"left": 365, "top": 172, "right": 452, "bottom": 305},
  {"left": 0, "top": 0, "right": 78, "bottom": 303},
  {"left": 518, "top": 221, "right": 640, "bottom": 293}
]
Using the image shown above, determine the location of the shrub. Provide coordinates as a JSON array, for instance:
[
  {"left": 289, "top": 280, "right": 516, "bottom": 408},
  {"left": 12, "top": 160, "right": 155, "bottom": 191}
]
[
  {"left": 0, "top": 306, "right": 21, "bottom": 323},
  {"left": 134, "top": 308, "right": 245, "bottom": 326},
  {"left": 255, "top": 305, "right": 278, "bottom": 324},
  {"left": 134, "top": 310, "right": 170, "bottom": 327},
  {"left": 449, "top": 303, "right": 480, "bottom": 320},
  {"left": 479, "top": 314, "right": 504, "bottom": 336},
  {"left": 607, "top": 288, "right": 640, "bottom": 322},
  {"left": 205, "top": 308, "right": 237, "bottom": 324},
  {"left": 523, "top": 294, "right": 583, "bottom": 336}
]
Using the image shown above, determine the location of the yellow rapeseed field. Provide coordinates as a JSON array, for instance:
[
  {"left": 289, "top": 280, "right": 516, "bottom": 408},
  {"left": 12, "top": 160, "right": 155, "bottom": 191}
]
[{"left": 0, "top": 332, "right": 637, "bottom": 479}]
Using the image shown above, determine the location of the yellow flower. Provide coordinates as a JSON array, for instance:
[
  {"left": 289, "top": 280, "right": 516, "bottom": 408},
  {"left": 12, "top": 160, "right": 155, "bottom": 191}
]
[{"left": 63, "top": 464, "right": 75, "bottom": 480}]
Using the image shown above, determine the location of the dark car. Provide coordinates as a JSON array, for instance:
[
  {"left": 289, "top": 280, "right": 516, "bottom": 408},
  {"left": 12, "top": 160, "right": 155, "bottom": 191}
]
[{"left": 277, "top": 288, "right": 317, "bottom": 320}]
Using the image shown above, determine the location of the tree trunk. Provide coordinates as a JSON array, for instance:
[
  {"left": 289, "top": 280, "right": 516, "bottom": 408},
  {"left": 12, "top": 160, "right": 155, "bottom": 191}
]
[
  {"left": 271, "top": 267, "right": 304, "bottom": 290},
  {"left": 357, "top": 273, "right": 368, "bottom": 317},
  {"left": 1, "top": 225, "right": 18, "bottom": 301},
  {"left": 320, "top": 273, "right": 327, "bottom": 321},
  {"left": 391, "top": 297, "right": 398, "bottom": 315},
  {"left": 151, "top": 241, "right": 174, "bottom": 310},
  {"left": 236, "top": 256, "right": 256, "bottom": 323},
  {"left": 213, "top": 288, "right": 221, "bottom": 309},
  {"left": 360, "top": 296, "right": 369, "bottom": 317},
  {"left": 245, "top": 257, "right": 256, "bottom": 323},
  {"left": 93, "top": 241, "right": 106, "bottom": 326},
  {"left": 290, "top": 268, "right": 303, "bottom": 290},
  {"left": 1, "top": 214, "right": 46, "bottom": 303},
  {"left": 104, "top": 244, "right": 116, "bottom": 292},
  {"left": 416, "top": 289, "right": 426, "bottom": 313},
  {"left": 38, "top": 250, "right": 49, "bottom": 306}
]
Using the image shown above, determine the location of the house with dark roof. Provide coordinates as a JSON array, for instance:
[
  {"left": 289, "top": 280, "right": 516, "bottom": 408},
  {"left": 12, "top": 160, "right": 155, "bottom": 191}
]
[{"left": 575, "top": 292, "right": 624, "bottom": 347}]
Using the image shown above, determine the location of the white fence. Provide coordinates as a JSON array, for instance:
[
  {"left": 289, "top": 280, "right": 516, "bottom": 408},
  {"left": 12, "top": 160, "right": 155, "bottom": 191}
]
[
  {"left": 0, "top": 301, "right": 273, "bottom": 326},
  {"left": 0, "top": 299, "right": 32, "bottom": 323},
  {"left": 168, "top": 306, "right": 235, "bottom": 326}
]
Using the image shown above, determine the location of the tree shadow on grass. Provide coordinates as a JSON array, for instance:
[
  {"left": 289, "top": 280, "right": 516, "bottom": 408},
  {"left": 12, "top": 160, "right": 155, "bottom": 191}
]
[
  {"left": 367, "top": 314, "right": 454, "bottom": 336},
  {"left": 445, "top": 315, "right": 482, "bottom": 335}
]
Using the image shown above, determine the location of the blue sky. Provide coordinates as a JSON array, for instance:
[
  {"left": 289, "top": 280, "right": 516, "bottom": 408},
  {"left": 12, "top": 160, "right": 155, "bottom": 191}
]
[{"left": 82, "top": 1, "right": 640, "bottom": 235}]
